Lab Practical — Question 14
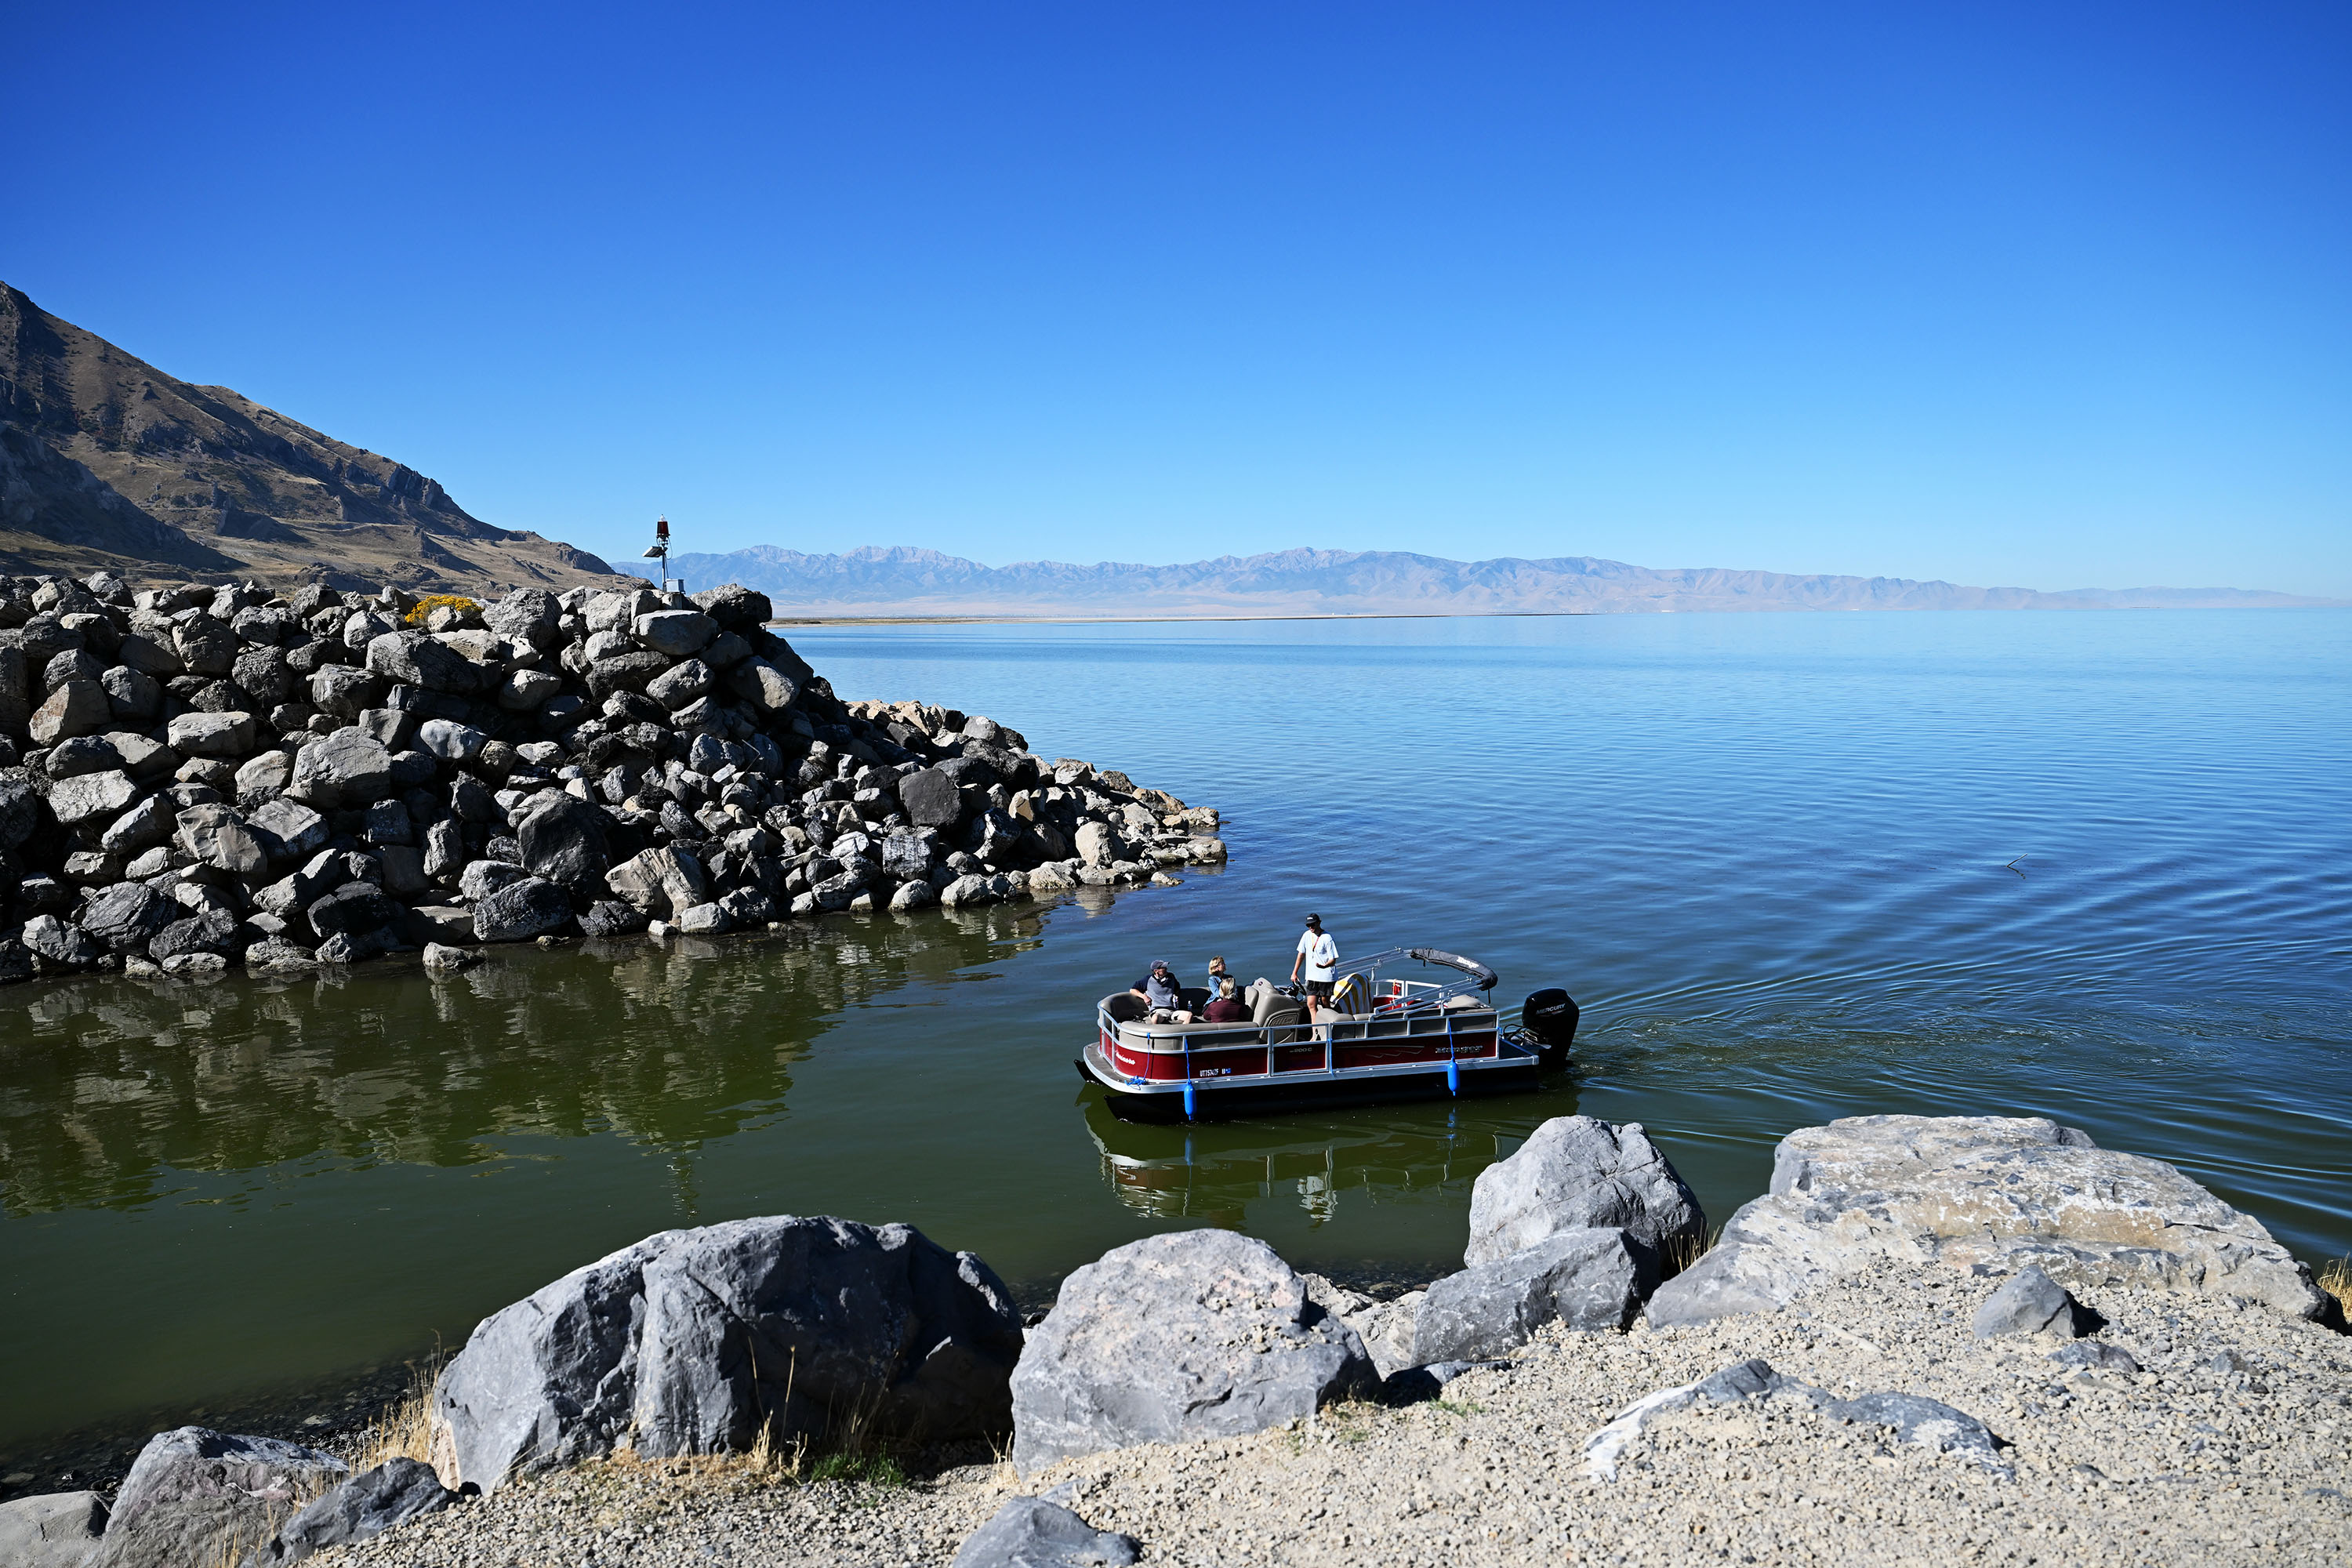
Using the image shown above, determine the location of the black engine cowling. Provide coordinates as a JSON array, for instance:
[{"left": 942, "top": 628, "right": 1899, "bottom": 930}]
[{"left": 1520, "top": 988, "right": 1580, "bottom": 1069}]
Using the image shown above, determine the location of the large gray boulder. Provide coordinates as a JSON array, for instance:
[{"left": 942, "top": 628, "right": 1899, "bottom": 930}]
[
  {"left": 1073, "top": 822, "right": 1121, "bottom": 868},
  {"left": 1412, "top": 1227, "right": 1650, "bottom": 1364},
  {"left": 430, "top": 1215, "right": 1023, "bottom": 1494},
  {"left": 633, "top": 609, "right": 717, "bottom": 656},
  {"left": 727, "top": 657, "right": 798, "bottom": 714},
  {"left": 20, "top": 914, "right": 100, "bottom": 968},
  {"left": 604, "top": 846, "right": 707, "bottom": 916},
  {"left": 29, "top": 677, "right": 110, "bottom": 743},
  {"left": 1465, "top": 1116, "right": 1705, "bottom": 1267},
  {"left": 46, "top": 767, "right": 137, "bottom": 825},
  {"left": 485, "top": 587, "right": 561, "bottom": 650},
  {"left": 87, "top": 1427, "right": 346, "bottom": 1568},
  {"left": 1646, "top": 1115, "right": 2332, "bottom": 1327},
  {"left": 365, "top": 630, "right": 484, "bottom": 695},
  {"left": 951, "top": 1497, "right": 1140, "bottom": 1568},
  {"left": 0, "top": 1490, "right": 107, "bottom": 1567},
  {"left": 289, "top": 729, "right": 391, "bottom": 808},
  {"left": 473, "top": 876, "right": 575, "bottom": 942},
  {"left": 165, "top": 709, "right": 260, "bottom": 758},
  {"left": 176, "top": 804, "right": 269, "bottom": 877},
  {"left": 692, "top": 583, "right": 774, "bottom": 629},
  {"left": 248, "top": 797, "right": 328, "bottom": 862},
  {"left": 1008, "top": 1229, "right": 1375, "bottom": 1476},
  {"left": 250, "top": 1457, "right": 456, "bottom": 1564}
]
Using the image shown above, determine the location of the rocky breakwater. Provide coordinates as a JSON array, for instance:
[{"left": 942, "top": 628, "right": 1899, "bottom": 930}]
[{"left": 0, "top": 571, "right": 1224, "bottom": 983}]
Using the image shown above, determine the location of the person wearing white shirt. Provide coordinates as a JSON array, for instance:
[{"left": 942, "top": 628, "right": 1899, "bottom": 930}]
[{"left": 1290, "top": 913, "right": 1338, "bottom": 1006}]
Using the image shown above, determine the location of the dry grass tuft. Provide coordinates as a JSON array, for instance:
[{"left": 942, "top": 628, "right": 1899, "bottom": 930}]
[
  {"left": 360, "top": 1352, "right": 446, "bottom": 1471},
  {"left": 2320, "top": 1256, "right": 2351, "bottom": 1319},
  {"left": 1661, "top": 1224, "right": 1726, "bottom": 1279}
]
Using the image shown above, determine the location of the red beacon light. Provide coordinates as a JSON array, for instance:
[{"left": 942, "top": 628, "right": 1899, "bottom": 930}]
[{"left": 642, "top": 516, "right": 681, "bottom": 592}]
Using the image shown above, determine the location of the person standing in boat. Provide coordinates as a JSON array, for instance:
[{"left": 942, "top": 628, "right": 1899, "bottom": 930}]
[
  {"left": 1290, "top": 913, "right": 1338, "bottom": 1009},
  {"left": 1128, "top": 960, "right": 1194, "bottom": 1023}
]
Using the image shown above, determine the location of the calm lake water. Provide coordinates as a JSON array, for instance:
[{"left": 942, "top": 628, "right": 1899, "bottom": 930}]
[{"left": 2, "top": 609, "right": 2348, "bottom": 1468}]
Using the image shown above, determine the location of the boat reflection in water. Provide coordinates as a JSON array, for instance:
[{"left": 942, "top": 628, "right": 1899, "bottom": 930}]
[{"left": 1079, "top": 1091, "right": 1573, "bottom": 1229}]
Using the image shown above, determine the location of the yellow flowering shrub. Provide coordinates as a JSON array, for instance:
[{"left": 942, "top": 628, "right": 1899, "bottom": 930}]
[{"left": 404, "top": 593, "right": 483, "bottom": 627}]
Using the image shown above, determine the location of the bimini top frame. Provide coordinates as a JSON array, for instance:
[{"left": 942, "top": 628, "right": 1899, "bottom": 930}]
[{"left": 1341, "top": 946, "right": 1500, "bottom": 1009}]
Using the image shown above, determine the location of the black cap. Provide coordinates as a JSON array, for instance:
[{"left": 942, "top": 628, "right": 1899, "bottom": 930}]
[{"left": 1304, "top": 913, "right": 1322, "bottom": 928}]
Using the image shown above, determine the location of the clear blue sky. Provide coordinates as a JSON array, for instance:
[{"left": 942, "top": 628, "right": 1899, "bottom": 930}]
[{"left": 7, "top": 2, "right": 2347, "bottom": 593}]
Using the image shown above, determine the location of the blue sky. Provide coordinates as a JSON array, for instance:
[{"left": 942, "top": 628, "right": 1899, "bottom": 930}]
[{"left": 7, "top": 2, "right": 2347, "bottom": 593}]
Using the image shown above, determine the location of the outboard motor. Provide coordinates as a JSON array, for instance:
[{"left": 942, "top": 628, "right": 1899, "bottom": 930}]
[{"left": 1520, "top": 989, "right": 1580, "bottom": 1070}]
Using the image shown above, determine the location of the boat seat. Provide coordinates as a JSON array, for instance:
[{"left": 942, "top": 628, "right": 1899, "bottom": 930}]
[
  {"left": 1101, "top": 993, "right": 1149, "bottom": 1023},
  {"left": 1248, "top": 979, "right": 1283, "bottom": 1024},
  {"left": 1178, "top": 986, "right": 1211, "bottom": 1012},
  {"left": 1329, "top": 972, "right": 1371, "bottom": 1015},
  {"left": 1260, "top": 1000, "right": 1308, "bottom": 1044}
]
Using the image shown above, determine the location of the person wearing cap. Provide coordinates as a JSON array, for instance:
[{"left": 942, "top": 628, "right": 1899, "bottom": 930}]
[
  {"left": 1290, "top": 913, "right": 1338, "bottom": 1007},
  {"left": 1128, "top": 959, "right": 1193, "bottom": 1022}
]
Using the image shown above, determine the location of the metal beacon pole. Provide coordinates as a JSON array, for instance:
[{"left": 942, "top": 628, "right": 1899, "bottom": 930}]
[{"left": 642, "top": 515, "right": 681, "bottom": 593}]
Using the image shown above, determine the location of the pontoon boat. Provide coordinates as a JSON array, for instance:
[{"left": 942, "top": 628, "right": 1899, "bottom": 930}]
[{"left": 1076, "top": 947, "right": 1577, "bottom": 1121}]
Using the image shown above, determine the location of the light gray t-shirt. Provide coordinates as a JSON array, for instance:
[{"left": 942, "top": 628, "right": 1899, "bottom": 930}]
[{"left": 1296, "top": 931, "right": 1338, "bottom": 982}]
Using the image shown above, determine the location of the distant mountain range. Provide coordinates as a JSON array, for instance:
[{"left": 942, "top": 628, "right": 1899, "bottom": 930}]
[
  {"left": 668, "top": 544, "right": 2340, "bottom": 619},
  {"left": 0, "top": 281, "right": 626, "bottom": 591}
]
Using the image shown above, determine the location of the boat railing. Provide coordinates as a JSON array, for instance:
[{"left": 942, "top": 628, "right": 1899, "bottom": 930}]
[{"left": 1095, "top": 996, "right": 1530, "bottom": 1082}]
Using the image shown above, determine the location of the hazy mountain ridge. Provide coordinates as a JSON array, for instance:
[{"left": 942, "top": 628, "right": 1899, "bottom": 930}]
[
  {"left": 0, "top": 281, "right": 628, "bottom": 591},
  {"left": 670, "top": 543, "right": 2338, "bottom": 618}
]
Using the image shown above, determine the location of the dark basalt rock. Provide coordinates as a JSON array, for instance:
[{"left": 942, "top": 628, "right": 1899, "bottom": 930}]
[
  {"left": 897, "top": 766, "right": 961, "bottom": 829},
  {"left": 472, "top": 876, "right": 575, "bottom": 942},
  {"left": 78, "top": 880, "right": 175, "bottom": 953},
  {"left": 307, "top": 881, "right": 404, "bottom": 938},
  {"left": 250, "top": 1457, "right": 455, "bottom": 1564},
  {"left": 950, "top": 1497, "right": 1139, "bottom": 1568},
  {"left": 433, "top": 1215, "right": 1023, "bottom": 1494},
  {"left": 517, "top": 794, "right": 612, "bottom": 895}
]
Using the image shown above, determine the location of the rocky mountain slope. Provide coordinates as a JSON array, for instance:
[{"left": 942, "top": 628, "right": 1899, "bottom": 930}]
[
  {"left": 0, "top": 282, "right": 626, "bottom": 593},
  {"left": 670, "top": 543, "right": 2338, "bottom": 618}
]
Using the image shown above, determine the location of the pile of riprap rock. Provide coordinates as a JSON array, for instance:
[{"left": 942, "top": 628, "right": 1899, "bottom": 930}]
[{"left": 0, "top": 572, "right": 1222, "bottom": 982}]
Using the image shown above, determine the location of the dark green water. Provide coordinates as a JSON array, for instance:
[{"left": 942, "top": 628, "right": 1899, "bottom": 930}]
[{"left": 2, "top": 610, "right": 2347, "bottom": 1469}]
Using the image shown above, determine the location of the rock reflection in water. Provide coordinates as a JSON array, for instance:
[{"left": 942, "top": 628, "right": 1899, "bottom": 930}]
[
  {"left": 1080, "top": 1094, "right": 1569, "bottom": 1230},
  {"left": 0, "top": 909, "right": 1039, "bottom": 1218}
]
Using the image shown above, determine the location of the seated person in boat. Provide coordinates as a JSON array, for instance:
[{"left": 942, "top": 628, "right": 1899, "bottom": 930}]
[
  {"left": 1127, "top": 960, "right": 1193, "bottom": 1022},
  {"left": 1201, "top": 976, "right": 1251, "bottom": 1023},
  {"left": 1203, "top": 953, "right": 1235, "bottom": 996}
]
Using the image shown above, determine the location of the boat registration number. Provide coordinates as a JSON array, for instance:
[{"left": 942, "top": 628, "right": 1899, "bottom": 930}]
[{"left": 1193, "top": 1068, "right": 1233, "bottom": 1078}]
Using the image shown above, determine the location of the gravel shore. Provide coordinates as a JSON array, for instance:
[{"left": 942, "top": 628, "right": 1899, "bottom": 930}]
[{"left": 334, "top": 1256, "right": 2352, "bottom": 1566}]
